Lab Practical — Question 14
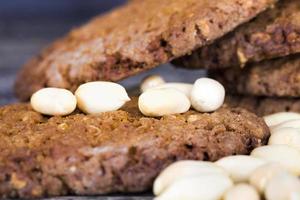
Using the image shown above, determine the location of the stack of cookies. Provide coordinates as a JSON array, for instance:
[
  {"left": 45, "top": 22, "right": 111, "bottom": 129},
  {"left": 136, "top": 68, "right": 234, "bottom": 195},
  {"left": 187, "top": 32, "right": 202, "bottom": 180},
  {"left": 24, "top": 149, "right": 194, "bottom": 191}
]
[
  {"left": 175, "top": 0, "right": 300, "bottom": 116},
  {"left": 14, "top": 0, "right": 300, "bottom": 118},
  {"left": 3, "top": 0, "right": 297, "bottom": 198},
  {"left": 14, "top": 0, "right": 278, "bottom": 102}
]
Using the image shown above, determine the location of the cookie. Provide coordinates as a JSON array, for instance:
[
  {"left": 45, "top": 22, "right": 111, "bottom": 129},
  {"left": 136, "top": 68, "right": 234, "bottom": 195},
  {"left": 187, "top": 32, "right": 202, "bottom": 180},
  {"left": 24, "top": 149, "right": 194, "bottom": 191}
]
[
  {"left": 0, "top": 98, "right": 269, "bottom": 198},
  {"left": 211, "top": 55, "right": 300, "bottom": 97},
  {"left": 14, "top": 0, "right": 277, "bottom": 101},
  {"left": 225, "top": 95, "right": 300, "bottom": 116},
  {"left": 175, "top": 0, "right": 300, "bottom": 69}
]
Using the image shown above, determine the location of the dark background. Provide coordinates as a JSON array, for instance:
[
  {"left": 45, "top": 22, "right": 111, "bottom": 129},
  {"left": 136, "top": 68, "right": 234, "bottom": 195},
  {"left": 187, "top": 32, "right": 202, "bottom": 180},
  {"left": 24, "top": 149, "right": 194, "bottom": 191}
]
[{"left": 0, "top": 0, "right": 126, "bottom": 105}]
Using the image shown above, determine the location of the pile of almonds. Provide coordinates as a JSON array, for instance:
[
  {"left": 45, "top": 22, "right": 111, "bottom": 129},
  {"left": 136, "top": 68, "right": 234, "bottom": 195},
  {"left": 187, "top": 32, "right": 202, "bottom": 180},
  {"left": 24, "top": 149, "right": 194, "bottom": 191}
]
[
  {"left": 154, "top": 112, "right": 300, "bottom": 200},
  {"left": 139, "top": 75, "right": 225, "bottom": 116},
  {"left": 30, "top": 75, "right": 225, "bottom": 116},
  {"left": 30, "top": 82, "right": 131, "bottom": 116}
]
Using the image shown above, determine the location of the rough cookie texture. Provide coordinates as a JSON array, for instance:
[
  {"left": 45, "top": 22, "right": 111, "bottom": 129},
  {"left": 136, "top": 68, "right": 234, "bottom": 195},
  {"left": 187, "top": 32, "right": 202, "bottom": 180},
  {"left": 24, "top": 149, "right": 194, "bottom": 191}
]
[
  {"left": 211, "top": 55, "right": 300, "bottom": 97},
  {"left": 175, "top": 0, "right": 300, "bottom": 69},
  {"left": 0, "top": 99, "right": 269, "bottom": 198},
  {"left": 14, "top": 0, "right": 276, "bottom": 101},
  {"left": 225, "top": 95, "right": 300, "bottom": 116}
]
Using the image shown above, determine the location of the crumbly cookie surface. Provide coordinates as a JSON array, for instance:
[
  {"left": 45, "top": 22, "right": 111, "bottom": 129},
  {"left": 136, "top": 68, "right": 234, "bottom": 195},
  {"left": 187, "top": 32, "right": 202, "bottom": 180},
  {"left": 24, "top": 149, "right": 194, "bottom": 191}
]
[
  {"left": 0, "top": 99, "right": 269, "bottom": 198},
  {"left": 225, "top": 95, "right": 300, "bottom": 116},
  {"left": 14, "top": 0, "right": 276, "bottom": 101},
  {"left": 175, "top": 0, "right": 300, "bottom": 69},
  {"left": 212, "top": 55, "right": 300, "bottom": 97}
]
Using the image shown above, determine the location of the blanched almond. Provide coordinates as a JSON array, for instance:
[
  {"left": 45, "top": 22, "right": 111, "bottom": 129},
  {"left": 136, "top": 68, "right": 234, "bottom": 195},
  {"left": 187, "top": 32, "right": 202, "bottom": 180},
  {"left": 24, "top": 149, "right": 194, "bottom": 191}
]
[
  {"left": 263, "top": 112, "right": 300, "bottom": 127},
  {"left": 75, "top": 81, "right": 130, "bottom": 114},
  {"left": 215, "top": 155, "right": 266, "bottom": 182},
  {"left": 140, "top": 75, "right": 165, "bottom": 92},
  {"left": 153, "top": 160, "right": 227, "bottom": 195},
  {"left": 251, "top": 145, "right": 300, "bottom": 176},
  {"left": 269, "top": 127, "right": 300, "bottom": 151},
  {"left": 138, "top": 88, "right": 190, "bottom": 117},
  {"left": 31, "top": 88, "right": 77, "bottom": 116},
  {"left": 155, "top": 173, "right": 233, "bottom": 200},
  {"left": 265, "top": 172, "right": 300, "bottom": 200},
  {"left": 191, "top": 78, "right": 225, "bottom": 112},
  {"left": 151, "top": 83, "right": 193, "bottom": 98},
  {"left": 223, "top": 183, "right": 259, "bottom": 200},
  {"left": 272, "top": 119, "right": 300, "bottom": 131},
  {"left": 249, "top": 163, "right": 286, "bottom": 193}
]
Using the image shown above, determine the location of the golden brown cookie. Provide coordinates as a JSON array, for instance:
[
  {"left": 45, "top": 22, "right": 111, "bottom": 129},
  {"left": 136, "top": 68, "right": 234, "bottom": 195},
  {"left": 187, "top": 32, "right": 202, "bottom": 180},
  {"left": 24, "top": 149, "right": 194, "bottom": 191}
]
[
  {"left": 175, "top": 0, "right": 300, "bottom": 69},
  {"left": 14, "top": 0, "right": 276, "bottom": 101},
  {"left": 0, "top": 99, "right": 269, "bottom": 198},
  {"left": 225, "top": 95, "right": 300, "bottom": 116},
  {"left": 211, "top": 55, "right": 300, "bottom": 97}
]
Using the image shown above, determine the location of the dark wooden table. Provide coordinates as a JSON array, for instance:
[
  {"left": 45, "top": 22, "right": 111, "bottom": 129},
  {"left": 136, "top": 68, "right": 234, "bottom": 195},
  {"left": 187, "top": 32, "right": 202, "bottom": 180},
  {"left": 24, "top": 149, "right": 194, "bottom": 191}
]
[{"left": 0, "top": 1, "right": 205, "bottom": 199}]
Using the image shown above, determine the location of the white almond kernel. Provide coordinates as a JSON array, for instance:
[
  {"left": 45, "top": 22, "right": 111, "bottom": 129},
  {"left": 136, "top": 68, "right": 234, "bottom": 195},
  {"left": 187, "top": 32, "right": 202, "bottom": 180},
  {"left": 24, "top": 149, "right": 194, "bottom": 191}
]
[
  {"left": 153, "top": 160, "right": 228, "bottom": 195},
  {"left": 269, "top": 127, "right": 300, "bottom": 151},
  {"left": 251, "top": 145, "right": 300, "bottom": 176},
  {"left": 30, "top": 88, "right": 77, "bottom": 116},
  {"left": 223, "top": 183, "right": 260, "bottom": 200},
  {"left": 138, "top": 88, "right": 190, "bottom": 117},
  {"left": 249, "top": 163, "right": 286, "bottom": 193},
  {"left": 151, "top": 83, "right": 193, "bottom": 98},
  {"left": 155, "top": 174, "right": 233, "bottom": 200},
  {"left": 191, "top": 78, "right": 225, "bottom": 112},
  {"left": 75, "top": 81, "right": 130, "bottom": 114},
  {"left": 263, "top": 112, "right": 300, "bottom": 127},
  {"left": 272, "top": 119, "right": 300, "bottom": 131},
  {"left": 265, "top": 172, "right": 300, "bottom": 200},
  {"left": 215, "top": 155, "right": 266, "bottom": 182},
  {"left": 140, "top": 75, "right": 165, "bottom": 92}
]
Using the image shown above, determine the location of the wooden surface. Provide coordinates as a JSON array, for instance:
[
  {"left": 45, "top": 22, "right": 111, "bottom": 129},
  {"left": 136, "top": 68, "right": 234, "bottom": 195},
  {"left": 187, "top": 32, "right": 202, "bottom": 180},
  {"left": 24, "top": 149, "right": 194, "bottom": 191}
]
[{"left": 0, "top": 1, "right": 204, "bottom": 199}]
